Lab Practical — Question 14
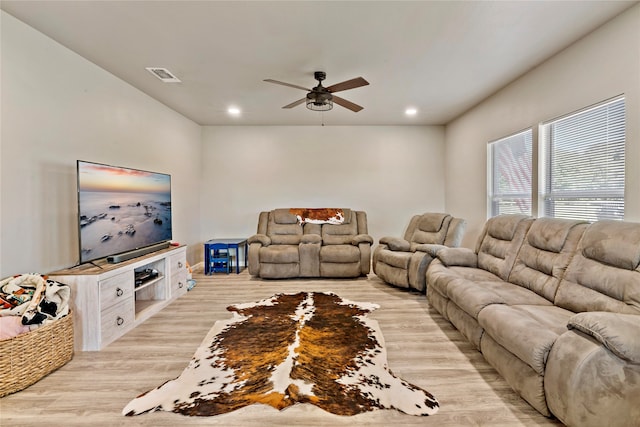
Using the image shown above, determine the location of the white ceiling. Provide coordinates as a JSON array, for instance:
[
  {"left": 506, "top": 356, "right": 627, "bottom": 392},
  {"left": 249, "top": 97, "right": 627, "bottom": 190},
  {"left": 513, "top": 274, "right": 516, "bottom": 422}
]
[{"left": 2, "top": 1, "right": 636, "bottom": 126}]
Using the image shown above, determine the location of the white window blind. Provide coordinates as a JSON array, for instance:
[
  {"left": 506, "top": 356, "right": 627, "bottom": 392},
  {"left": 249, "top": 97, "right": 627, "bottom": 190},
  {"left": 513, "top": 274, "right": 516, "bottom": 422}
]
[
  {"left": 541, "top": 97, "right": 625, "bottom": 221},
  {"left": 488, "top": 129, "right": 533, "bottom": 216}
]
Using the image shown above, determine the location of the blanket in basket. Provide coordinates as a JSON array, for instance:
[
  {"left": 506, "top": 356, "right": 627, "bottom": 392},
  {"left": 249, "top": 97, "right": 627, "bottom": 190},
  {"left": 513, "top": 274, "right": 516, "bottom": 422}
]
[{"left": 0, "top": 274, "right": 70, "bottom": 326}]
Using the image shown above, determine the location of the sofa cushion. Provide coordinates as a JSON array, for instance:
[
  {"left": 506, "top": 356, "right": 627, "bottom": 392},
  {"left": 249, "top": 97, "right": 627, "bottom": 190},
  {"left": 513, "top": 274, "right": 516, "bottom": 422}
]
[
  {"left": 376, "top": 249, "right": 411, "bottom": 269},
  {"left": 478, "top": 304, "right": 574, "bottom": 375},
  {"left": 447, "top": 279, "right": 553, "bottom": 319},
  {"left": 322, "top": 234, "right": 352, "bottom": 245},
  {"left": 320, "top": 245, "right": 360, "bottom": 263},
  {"left": 259, "top": 245, "right": 299, "bottom": 263},
  {"left": 270, "top": 234, "right": 302, "bottom": 245},
  {"left": 427, "top": 262, "right": 510, "bottom": 311},
  {"left": 477, "top": 215, "right": 533, "bottom": 281},
  {"left": 486, "top": 214, "right": 529, "bottom": 241},
  {"left": 267, "top": 210, "right": 303, "bottom": 245},
  {"left": 273, "top": 208, "right": 299, "bottom": 224},
  {"left": 418, "top": 213, "right": 449, "bottom": 232},
  {"left": 555, "top": 220, "right": 640, "bottom": 314},
  {"left": 527, "top": 217, "right": 586, "bottom": 253},
  {"left": 581, "top": 220, "right": 640, "bottom": 270},
  {"left": 508, "top": 219, "right": 588, "bottom": 302},
  {"left": 411, "top": 214, "right": 451, "bottom": 245},
  {"left": 322, "top": 215, "right": 358, "bottom": 245}
]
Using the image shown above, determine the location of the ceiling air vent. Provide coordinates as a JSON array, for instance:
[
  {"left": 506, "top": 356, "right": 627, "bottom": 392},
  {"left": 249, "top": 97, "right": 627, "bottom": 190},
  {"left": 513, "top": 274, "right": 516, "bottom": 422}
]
[{"left": 145, "top": 67, "right": 181, "bottom": 83}]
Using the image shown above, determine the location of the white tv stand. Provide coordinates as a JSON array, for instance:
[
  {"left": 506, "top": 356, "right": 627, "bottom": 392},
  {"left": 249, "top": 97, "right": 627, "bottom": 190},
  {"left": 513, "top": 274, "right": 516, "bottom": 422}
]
[{"left": 49, "top": 245, "right": 187, "bottom": 351}]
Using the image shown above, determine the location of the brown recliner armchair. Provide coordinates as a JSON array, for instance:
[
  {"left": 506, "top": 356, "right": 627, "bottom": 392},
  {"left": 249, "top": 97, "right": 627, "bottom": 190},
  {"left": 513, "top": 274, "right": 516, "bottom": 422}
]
[{"left": 372, "top": 213, "right": 466, "bottom": 292}]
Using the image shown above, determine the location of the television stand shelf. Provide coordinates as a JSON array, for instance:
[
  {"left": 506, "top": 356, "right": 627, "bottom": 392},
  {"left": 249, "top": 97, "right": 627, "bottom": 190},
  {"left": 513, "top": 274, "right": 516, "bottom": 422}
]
[
  {"left": 134, "top": 275, "right": 163, "bottom": 292},
  {"left": 49, "top": 245, "right": 187, "bottom": 351}
]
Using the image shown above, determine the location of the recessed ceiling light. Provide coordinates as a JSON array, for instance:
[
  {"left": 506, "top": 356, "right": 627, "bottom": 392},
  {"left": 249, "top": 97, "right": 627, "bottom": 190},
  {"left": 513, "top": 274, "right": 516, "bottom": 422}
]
[
  {"left": 405, "top": 108, "right": 417, "bottom": 116},
  {"left": 227, "top": 107, "right": 241, "bottom": 116}
]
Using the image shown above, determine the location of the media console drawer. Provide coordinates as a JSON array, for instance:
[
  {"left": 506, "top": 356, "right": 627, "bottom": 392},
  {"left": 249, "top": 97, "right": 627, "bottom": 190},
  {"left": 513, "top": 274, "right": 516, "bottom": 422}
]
[
  {"left": 100, "top": 299, "right": 135, "bottom": 345},
  {"left": 169, "top": 252, "right": 188, "bottom": 297},
  {"left": 100, "top": 272, "right": 134, "bottom": 310},
  {"left": 49, "top": 245, "right": 187, "bottom": 351}
]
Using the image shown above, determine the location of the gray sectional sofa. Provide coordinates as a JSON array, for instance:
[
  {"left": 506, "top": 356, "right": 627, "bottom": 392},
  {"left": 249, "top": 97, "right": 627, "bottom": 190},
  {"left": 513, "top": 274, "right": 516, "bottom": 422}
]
[
  {"left": 248, "top": 208, "right": 373, "bottom": 279},
  {"left": 372, "top": 212, "right": 466, "bottom": 292},
  {"left": 426, "top": 214, "right": 640, "bottom": 427}
]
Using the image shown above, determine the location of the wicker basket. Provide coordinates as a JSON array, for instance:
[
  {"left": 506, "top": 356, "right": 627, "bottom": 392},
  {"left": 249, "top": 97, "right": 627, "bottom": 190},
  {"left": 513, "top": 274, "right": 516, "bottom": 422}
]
[{"left": 0, "top": 311, "right": 74, "bottom": 397}]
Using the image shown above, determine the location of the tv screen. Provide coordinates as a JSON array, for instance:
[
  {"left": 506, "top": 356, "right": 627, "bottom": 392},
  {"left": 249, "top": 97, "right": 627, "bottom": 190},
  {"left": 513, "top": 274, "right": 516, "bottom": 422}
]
[{"left": 77, "top": 160, "right": 172, "bottom": 264}]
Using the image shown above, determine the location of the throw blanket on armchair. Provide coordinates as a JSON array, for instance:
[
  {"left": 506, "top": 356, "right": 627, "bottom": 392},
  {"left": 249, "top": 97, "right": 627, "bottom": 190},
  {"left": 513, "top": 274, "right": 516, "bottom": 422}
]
[
  {"left": 289, "top": 208, "right": 345, "bottom": 225},
  {"left": 123, "top": 292, "right": 439, "bottom": 417}
]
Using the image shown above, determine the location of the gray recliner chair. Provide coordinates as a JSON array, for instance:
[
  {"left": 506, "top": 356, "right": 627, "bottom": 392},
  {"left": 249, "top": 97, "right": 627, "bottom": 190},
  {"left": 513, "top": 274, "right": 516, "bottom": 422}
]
[{"left": 372, "top": 213, "right": 466, "bottom": 292}]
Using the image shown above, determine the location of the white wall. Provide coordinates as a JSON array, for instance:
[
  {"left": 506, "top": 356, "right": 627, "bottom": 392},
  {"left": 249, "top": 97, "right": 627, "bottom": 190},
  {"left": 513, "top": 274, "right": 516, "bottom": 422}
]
[
  {"left": 0, "top": 11, "right": 202, "bottom": 277},
  {"left": 5, "top": 3, "right": 638, "bottom": 275},
  {"left": 445, "top": 4, "right": 640, "bottom": 247},
  {"left": 200, "top": 125, "right": 445, "bottom": 244}
]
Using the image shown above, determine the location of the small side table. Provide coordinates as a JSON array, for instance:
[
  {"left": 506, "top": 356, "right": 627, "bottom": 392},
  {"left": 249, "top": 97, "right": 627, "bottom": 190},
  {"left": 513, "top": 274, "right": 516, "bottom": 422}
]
[{"left": 204, "top": 238, "right": 248, "bottom": 275}]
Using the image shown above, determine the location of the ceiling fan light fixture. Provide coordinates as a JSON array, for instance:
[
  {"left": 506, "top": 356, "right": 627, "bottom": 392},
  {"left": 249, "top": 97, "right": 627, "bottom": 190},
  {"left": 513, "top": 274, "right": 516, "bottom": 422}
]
[
  {"left": 306, "top": 98, "right": 333, "bottom": 111},
  {"left": 306, "top": 91, "right": 333, "bottom": 111}
]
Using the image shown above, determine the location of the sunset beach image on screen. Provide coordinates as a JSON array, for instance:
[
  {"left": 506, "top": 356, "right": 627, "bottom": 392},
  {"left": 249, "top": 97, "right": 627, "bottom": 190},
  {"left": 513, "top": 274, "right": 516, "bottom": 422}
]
[{"left": 77, "top": 161, "right": 172, "bottom": 264}]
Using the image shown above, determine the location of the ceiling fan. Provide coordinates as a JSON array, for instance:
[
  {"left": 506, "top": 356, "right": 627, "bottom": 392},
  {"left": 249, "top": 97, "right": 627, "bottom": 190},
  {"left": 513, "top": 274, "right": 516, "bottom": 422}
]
[{"left": 264, "top": 71, "right": 369, "bottom": 112}]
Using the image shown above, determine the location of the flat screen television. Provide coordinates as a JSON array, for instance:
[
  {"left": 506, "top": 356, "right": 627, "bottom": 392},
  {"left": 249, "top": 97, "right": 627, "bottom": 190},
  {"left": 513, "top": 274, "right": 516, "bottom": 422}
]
[{"left": 76, "top": 160, "right": 172, "bottom": 264}]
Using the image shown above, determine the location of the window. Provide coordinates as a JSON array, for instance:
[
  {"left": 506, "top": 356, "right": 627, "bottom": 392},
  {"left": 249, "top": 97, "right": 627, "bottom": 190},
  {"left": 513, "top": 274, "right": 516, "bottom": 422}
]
[
  {"left": 488, "top": 129, "right": 533, "bottom": 216},
  {"left": 540, "top": 97, "right": 625, "bottom": 221}
]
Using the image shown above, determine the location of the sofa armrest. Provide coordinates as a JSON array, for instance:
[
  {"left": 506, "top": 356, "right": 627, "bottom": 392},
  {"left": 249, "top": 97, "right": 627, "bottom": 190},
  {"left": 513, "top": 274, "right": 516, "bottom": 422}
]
[
  {"left": 413, "top": 243, "right": 446, "bottom": 257},
  {"left": 248, "top": 234, "right": 271, "bottom": 246},
  {"left": 567, "top": 312, "right": 640, "bottom": 364},
  {"left": 352, "top": 234, "right": 374, "bottom": 245},
  {"left": 545, "top": 324, "right": 640, "bottom": 427},
  {"left": 436, "top": 247, "right": 478, "bottom": 267},
  {"left": 300, "top": 234, "right": 322, "bottom": 244},
  {"left": 379, "top": 236, "right": 410, "bottom": 251}
]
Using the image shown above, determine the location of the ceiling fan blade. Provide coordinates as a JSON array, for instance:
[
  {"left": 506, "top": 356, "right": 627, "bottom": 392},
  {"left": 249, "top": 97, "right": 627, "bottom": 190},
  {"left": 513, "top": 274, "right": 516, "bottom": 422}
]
[
  {"left": 264, "top": 79, "right": 310, "bottom": 91},
  {"left": 332, "top": 95, "right": 364, "bottom": 112},
  {"left": 282, "top": 98, "right": 306, "bottom": 109},
  {"left": 326, "top": 77, "right": 369, "bottom": 93}
]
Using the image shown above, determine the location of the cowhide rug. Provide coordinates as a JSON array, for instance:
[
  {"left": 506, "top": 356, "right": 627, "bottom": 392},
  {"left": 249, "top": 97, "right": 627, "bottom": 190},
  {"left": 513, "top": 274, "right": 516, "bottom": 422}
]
[{"left": 123, "top": 292, "right": 439, "bottom": 417}]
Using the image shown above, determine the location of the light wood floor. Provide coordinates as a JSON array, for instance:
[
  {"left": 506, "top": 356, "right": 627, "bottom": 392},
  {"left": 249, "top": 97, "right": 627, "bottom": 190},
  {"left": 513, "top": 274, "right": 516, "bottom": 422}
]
[{"left": 0, "top": 269, "right": 563, "bottom": 426}]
